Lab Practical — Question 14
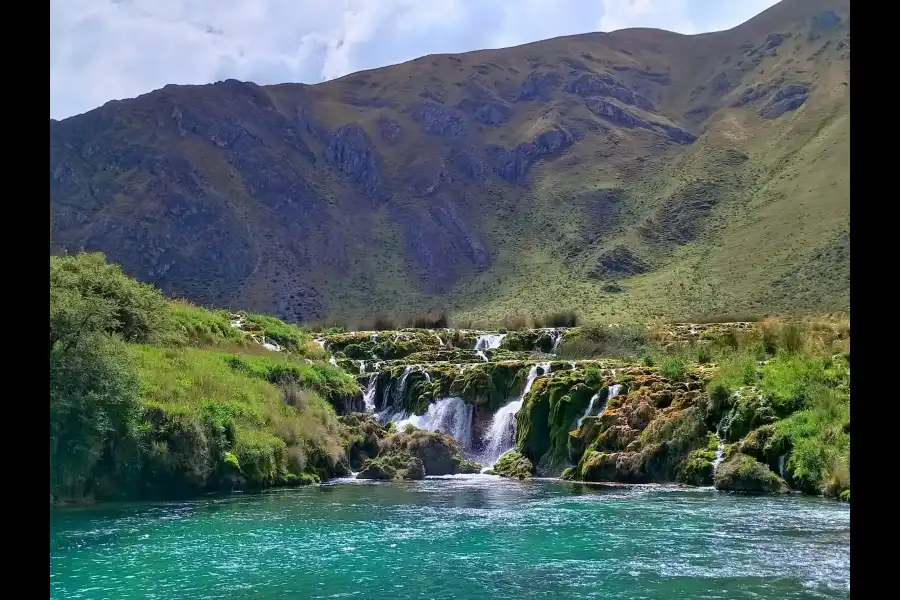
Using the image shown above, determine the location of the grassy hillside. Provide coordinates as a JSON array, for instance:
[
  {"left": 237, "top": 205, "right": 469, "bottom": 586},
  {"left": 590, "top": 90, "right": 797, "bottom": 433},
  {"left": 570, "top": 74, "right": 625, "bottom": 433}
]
[
  {"left": 49, "top": 252, "right": 360, "bottom": 504},
  {"left": 49, "top": 0, "right": 849, "bottom": 323}
]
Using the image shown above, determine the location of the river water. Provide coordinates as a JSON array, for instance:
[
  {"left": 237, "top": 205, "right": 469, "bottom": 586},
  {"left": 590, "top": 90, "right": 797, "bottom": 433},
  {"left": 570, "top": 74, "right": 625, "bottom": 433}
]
[{"left": 50, "top": 476, "right": 850, "bottom": 600}]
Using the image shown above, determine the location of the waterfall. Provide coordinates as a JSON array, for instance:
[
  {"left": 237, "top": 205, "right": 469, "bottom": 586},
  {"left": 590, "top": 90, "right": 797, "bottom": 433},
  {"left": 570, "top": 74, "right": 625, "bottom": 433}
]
[
  {"left": 479, "top": 362, "right": 553, "bottom": 467},
  {"left": 570, "top": 362, "right": 577, "bottom": 370},
  {"left": 578, "top": 384, "right": 622, "bottom": 427},
  {"left": 362, "top": 375, "right": 377, "bottom": 412},
  {"left": 480, "top": 399, "right": 524, "bottom": 466},
  {"left": 524, "top": 362, "right": 552, "bottom": 397},
  {"left": 423, "top": 371, "right": 432, "bottom": 383},
  {"left": 358, "top": 360, "right": 367, "bottom": 374},
  {"left": 778, "top": 454, "right": 786, "bottom": 478},
  {"left": 393, "top": 397, "right": 474, "bottom": 450},
  {"left": 476, "top": 350, "right": 489, "bottom": 362},
  {"left": 712, "top": 433, "right": 726, "bottom": 473},
  {"left": 261, "top": 336, "right": 282, "bottom": 352},
  {"left": 329, "top": 355, "right": 338, "bottom": 367},
  {"left": 474, "top": 333, "right": 507, "bottom": 350},
  {"left": 434, "top": 332, "right": 445, "bottom": 346},
  {"left": 549, "top": 329, "right": 564, "bottom": 352},
  {"left": 398, "top": 365, "right": 414, "bottom": 395}
]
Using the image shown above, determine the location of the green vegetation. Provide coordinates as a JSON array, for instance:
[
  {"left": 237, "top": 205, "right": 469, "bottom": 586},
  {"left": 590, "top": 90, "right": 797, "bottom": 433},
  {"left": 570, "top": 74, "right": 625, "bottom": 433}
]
[{"left": 50, "top": 252, "right": 359, "bottom": 505}]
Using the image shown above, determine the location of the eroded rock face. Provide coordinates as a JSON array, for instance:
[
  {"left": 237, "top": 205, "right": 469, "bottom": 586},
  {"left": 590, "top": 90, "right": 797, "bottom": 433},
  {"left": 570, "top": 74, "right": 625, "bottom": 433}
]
[
  {"left": 760, "top": 84, "right": 809, "bottom": 119},
  {"left": 518, "top": 71, "right": 564, "bottom": 101},
  {"left": 589, "top": 245, "right": 649, "bottom": 279},
  {"left": 566, "top": 73, "right": 655, "bottom": 110},
  {"left": 489, "top": 127, "right": 575, "bottom": 182},
  {"left": 412, "top": 102, "right": 469, "bottom": 138},
  {"left": 324, "top": 124, "right": 383, "bottom": 195}
]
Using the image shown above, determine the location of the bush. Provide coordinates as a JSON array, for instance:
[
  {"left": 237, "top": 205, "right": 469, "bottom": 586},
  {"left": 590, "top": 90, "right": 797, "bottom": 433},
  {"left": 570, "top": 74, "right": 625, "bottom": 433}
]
[
  {"left": 533, "top": 311, "right": 579, "bottom": 328},
  {"left": 50, "top": 252, "right": 171, "bottom": 349},
  {"left": 50, "top": 332, "right": 143, "bottom": 503},
  {"left": 403, "top": 311, "right": 450, "bottom": 329},
  {"left": 658, "top": 356, "right": 687, "bottom": 381},
  {"left": 557, "top": 324, "right": 649, "bottom": 359},
  {"left": 244, "top": 313, "right": 311, "bottom": 353}
]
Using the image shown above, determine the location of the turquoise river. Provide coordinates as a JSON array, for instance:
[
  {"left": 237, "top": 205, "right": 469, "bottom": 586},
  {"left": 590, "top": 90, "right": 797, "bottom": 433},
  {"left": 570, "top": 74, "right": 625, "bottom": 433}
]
[{"left": 50, "top": 476, "right": 850, "bottom": 600}]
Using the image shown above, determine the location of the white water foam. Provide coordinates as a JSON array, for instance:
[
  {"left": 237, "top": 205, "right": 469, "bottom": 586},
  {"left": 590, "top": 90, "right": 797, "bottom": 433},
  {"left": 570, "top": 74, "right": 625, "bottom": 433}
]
[
  {"left": 363, "top": 375, "right": 377, "bottom": 413},
  {"left": 479, "top": 362, "right": 552, "bottom": 468},
  {"left": 393, "top": 397, "right": 474, "bottom": 450},
  {"left": 476, "top": 350, "right": 489, "bottom": 362},
  {"left": 713, "top": 433, "right": 726, "bottom": 473},
  {"left": 474, "top": 333, "right": 507, "bottom": 351}
]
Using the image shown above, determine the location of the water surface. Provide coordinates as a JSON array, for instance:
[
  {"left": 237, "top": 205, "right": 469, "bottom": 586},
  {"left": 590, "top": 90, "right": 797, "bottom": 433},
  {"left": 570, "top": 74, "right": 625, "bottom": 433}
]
[{"left": 50, "top": 476, "right": 850, "bottom": 600}]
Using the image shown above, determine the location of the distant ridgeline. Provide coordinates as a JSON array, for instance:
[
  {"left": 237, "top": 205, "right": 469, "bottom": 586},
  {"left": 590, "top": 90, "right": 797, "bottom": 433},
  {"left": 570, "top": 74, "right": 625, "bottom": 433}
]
[{"left": 50, "top": 253, "right": 849, "bottom": 505}]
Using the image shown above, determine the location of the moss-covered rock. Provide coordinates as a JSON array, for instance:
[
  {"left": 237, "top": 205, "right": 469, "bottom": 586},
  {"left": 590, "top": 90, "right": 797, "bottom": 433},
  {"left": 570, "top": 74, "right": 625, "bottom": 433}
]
[
  {"left": 714, "top": 453, "right": 789, "bottom": 494},
  {"left": 379, "top": 427, "right": 481, "bottom": 476},
  {"left": 357, "top": 453, "right": 426, "bottom": 480},
  {"left": 515, "top": 371, "right": 597, "bottom": 475},
  {"left": 675, "top": 435, "right": 718, "bottom": 486},
  {"left": 500, "top": 329, "right": 558, "bottom": 353},
  {"left": 490, "top": 450, "right": 534, "bottom": 479},
  {"left": 717, "top": 387, "right": 779, "bottom": 442},
  {"left": 339, "top": 413, "right": 389, "bottom": 471}
]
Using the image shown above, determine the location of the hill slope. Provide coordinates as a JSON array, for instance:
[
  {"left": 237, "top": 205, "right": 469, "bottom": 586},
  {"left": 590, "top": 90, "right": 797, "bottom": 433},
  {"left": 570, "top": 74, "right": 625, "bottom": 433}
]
[{"left": 49, "top": 0, "right": 850, "bottom": 323}]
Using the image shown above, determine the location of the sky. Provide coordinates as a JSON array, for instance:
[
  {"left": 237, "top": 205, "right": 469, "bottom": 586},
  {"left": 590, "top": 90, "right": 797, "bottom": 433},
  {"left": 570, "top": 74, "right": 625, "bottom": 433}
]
[{"left": 50, "top": 0, "right": 780, "bottom": 120}]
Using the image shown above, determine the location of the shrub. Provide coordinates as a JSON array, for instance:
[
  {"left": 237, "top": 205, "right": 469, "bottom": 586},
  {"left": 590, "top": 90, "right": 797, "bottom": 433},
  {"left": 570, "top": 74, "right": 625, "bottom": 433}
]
[
  {"left": 50, "top": 332, "right": 143, "bottom": 503},
  {"left": 533, "top": 311, "right": 579, "bottom": 328},
  {"left": 557, "top": 324, "right": 649, "bottom": 359},
  {"left": 659, "top": 356, "right": 687, "bottom": 381},
  {"left": 403, "top": 311, "right": 450, "bottom": 329},
  {"left": 50, "top": 252, "right": 171, "bottom": 349}
]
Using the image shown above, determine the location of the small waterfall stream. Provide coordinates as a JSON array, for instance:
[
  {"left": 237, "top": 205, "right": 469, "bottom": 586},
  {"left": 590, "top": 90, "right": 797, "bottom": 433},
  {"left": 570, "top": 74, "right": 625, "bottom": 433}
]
[
  {"left": 479, "top": 362, "right": 552, "bottom": 467},
  {"left": 476, "top": 350, "right": 489, "bottom": 362},
  {"left": 393, "top": 397, "right": 474, "bottom": 450},
  {"left": 362, "top": 375, "right": 377, "bottom": 412},
  {"left": 712, "top": 433, "right": 726, "bottom": 473},
  {"left": 578, "top": 384, "right": 622, "bottom": 427},
  {"left": 474, "top": 334, "right": 507, "bottom": 351}
]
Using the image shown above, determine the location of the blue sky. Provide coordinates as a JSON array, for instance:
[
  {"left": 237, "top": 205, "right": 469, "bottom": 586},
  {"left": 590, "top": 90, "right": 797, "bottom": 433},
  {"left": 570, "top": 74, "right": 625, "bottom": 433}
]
[{"left": 50, "top": 0, "right": 780, "bottom": 120}]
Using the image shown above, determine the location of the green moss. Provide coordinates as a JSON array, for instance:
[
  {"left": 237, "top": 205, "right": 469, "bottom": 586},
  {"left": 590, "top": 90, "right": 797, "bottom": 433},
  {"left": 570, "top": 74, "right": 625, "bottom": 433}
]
[
  {"left": 714, "top": 453, "right": 789, "bottom": 494},
  {"left": 357, "top": 453, "right": 426, "bottom": 480},
  {"left": 491, "top": 450, "right": 534, "bottom": 479},
  {"left": 676, "top": 445, "right": 715, "bottom": 486},
  {"left": 515, "top": 372, "right": 597, "bottom": 473},
  {"left": 500, "top": 330, "right": 556, "bottom": 352},
  {"left": 839, "top": 489, "right": 850, "bottom": 503}
]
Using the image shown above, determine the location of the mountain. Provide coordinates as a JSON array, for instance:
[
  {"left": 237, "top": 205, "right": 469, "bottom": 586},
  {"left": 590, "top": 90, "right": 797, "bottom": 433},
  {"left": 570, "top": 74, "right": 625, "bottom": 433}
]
[{"left": 49, "top": 0, "right": 850, "bottom": 324}]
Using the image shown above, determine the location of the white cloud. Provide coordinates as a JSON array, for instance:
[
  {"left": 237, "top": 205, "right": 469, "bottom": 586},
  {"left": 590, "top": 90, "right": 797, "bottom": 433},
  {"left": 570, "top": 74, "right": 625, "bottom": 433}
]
[{"left": 49, "top": 0, "right": 780, "bottom": 120}]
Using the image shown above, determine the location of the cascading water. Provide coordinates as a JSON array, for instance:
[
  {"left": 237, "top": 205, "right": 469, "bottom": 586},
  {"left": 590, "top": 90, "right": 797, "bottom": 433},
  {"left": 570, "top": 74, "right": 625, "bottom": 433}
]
[
  {"left": 329, "top": 355, "right": 338, "bottom": 367},
  {"left": 476, "top": 350, "right": 488, "bottom": 362},
  {"left": 480, "top": 399, "right": 523, "bottom": 466},
  {"left": 474, "top": 333, "right": 507, "bottom": 351},
  {"left": 778, "top": 454, "right": 787, "bottom": 478},
  {"left": 358, "top": 360, "right": 367, "bottom": 374},
  {"left": 398, "top": 365, "right": 414, "bottom": 395},
  {"left": 549, "top": 329, "right": 564, "bottom": 353},
  {"left": 362, "top": 375, "right": 377, "bottom": 412},
  {"left": 578, "top": 384, "right": 622, "bottom": 427},
  {"left": 479, "top": 362, "right": 552, "bottom": 468},
  {"left": 393, "top": 397, "right": 474, "bottom": 450},
  {"left": 712, "top": 433, "right": 726, "bottom": 473}
]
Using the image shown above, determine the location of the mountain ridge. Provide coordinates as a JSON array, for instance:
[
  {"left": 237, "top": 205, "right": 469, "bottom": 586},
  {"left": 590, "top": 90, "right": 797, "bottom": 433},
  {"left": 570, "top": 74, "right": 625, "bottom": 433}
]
[{"left": 49, "top": 0, "right": 850, "bottom": 324}]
